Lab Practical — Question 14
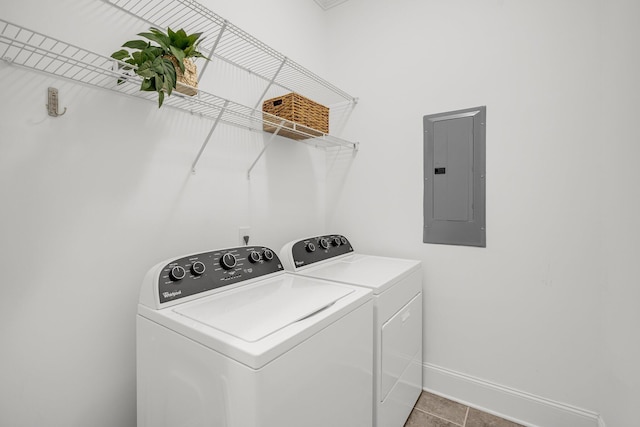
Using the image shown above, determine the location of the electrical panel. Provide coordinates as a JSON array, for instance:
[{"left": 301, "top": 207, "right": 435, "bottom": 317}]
[{"left": 423, "top": 106, "right": 486, "bottom": 247}]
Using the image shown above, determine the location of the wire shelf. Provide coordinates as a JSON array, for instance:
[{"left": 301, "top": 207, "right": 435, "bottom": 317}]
[
  {"left": 102, "top": 0, "right": 357, "bottom": 107},
  {"left": 0, "top": 18, "right": 357, "bottom": 155}
]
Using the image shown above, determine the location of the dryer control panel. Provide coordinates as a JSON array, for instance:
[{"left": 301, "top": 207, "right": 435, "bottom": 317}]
[
  {"left": 157, "top": 246, "right": 283, "bottom": 304},
  {"left": 290, "top": 234, "right": 354, "bottom": 268}
]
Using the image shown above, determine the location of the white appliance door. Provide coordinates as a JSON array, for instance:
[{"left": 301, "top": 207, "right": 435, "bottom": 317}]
[{"left": 380, "top": 293, "right": 422, "bottom": 401}]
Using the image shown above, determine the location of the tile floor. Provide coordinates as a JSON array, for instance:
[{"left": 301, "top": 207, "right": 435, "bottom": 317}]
[{"left": 404, "top": 391, "right": 525, "bottom": 427}]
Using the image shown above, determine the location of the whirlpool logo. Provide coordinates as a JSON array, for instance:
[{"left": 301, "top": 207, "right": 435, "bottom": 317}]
[{"left": 163, "top": 290, "right": 182, "bottom": 299}]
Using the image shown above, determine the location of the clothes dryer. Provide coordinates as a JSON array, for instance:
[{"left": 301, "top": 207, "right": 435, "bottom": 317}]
[
  {"left": 280, "top": 235, "right": 422, "bottom": 427},
  {"left": 137, "top": 244, "right": 373, "bottom": 427}
]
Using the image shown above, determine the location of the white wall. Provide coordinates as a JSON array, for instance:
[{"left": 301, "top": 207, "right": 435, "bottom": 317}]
[
  {"left": 324, "top": 0, "right": 635, "bottom": 425},
  {"left": 0, "top": 1, "right": 329, "bottom": 426},
  {"left": 600, "top": 0, "right": 640, "bottom": 425}
]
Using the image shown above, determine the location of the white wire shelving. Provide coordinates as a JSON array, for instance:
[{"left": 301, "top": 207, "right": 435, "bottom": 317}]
[
  {"left": 0, "top": 18, "right": 358, "bottom": 176},
  {"left": 101, "top": 0, "right": 357, "bottom": 109}
]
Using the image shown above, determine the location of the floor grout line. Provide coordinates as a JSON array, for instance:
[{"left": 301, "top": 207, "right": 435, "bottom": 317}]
[{"left": 463, "top": 406, "right": 469, "bottom": 426}]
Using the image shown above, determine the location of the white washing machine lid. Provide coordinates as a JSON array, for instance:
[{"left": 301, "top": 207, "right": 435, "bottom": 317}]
[
  {"left": 299, "top": 254, "right": 421, "bottom": 294},
  {"left": 138, "top": 273, "right": 371, "bottom": 369},
  {"left": 173, "top": 275, "right": 353, "bottom": 342}
]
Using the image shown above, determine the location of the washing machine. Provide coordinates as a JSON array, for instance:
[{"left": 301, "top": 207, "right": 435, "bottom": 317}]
[
  {"left": 280, "top": 234, "right": 423, "bottom": 427},
  {"left": 137, "top": 244, "right": 373, "bottom": 427}
]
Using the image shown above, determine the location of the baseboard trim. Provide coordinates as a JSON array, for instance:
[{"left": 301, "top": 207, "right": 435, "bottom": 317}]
[{"left": 423, "top": 363, "right": 600, "bottom": 427}]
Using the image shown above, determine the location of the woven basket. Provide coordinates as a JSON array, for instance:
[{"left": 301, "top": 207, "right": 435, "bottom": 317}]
[
  {"left": 166, "top": 56, "right": 198, "bottom": 96},
  {"left": 262, "top": 93, "right": 329, "bottom": 140}
]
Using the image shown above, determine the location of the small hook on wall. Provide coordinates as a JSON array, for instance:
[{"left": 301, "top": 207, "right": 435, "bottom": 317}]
[{"left": 47, "top": 87, "right": 67, "bottom": 117}]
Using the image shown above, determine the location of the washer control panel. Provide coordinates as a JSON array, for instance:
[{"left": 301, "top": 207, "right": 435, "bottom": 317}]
[
  {"left": 290, "top": 234, "right": 353, "bottom": 268},
  {"left": 157, "top": 246, "right": 283, "bottom": 304}
]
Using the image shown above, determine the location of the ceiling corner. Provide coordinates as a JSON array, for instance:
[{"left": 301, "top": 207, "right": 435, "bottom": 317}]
[{"left": 313, "top": 0, "right": 349, "bottom": 11}]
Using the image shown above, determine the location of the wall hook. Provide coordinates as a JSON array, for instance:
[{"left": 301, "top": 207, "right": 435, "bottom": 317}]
[{"left": 47, "top": 87, "right": 67, "bottom": 117}]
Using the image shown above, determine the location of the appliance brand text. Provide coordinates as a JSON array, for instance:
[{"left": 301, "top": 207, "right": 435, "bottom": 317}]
[{"left": 163, "top": 290, "right": 182, "bottom": 299}]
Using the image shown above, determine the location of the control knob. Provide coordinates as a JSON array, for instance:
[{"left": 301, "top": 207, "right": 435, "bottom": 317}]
[
  {"left": 262, "top": 249, "right": 274, "bottom": 261},
  {"left": 305, "top": 242, "right": 316, "bottom": 252},
  {"left": 319, "top": 238, "right": 329, "bottom": 249},
  {"left": 332, "top": 237, "right": 341, "bottom": 246},
  {"left": 248, "top": 251, "right": 261, "bottom": 263},
  {"left": 220, "top": 252, "right": 237, "bottom": 270},
  {"left": 340, "top": 236, "right": 348, "bottom": 245},
  {"left": 169, "top": 265, "right": 186, "bottom": 281},
  {"left": 191, "top": 261, "right": 206, "bottom": 276}
]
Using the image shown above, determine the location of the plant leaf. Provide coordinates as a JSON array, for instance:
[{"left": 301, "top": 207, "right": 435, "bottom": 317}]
[
  {"left": 130, "top": 51, "right": 146, "bottom": 66},
  {"left": 122, "top": 39, "right": 149, "bottom": 50},
  {"left": 152, "top": 57, "right": 175, "bottom": 79},
  {"left": 162, "top": 57, "right": 177, "bottom": 89},
  {"left": 164, "top": 75, "right": 173, "bottom": 96},
  {"left": 169, "top": 46, "right": 186, "bottom": 72},
  {"left": 186, "top": 32, "right": 203, "bottom": 45},
  {"left": 140, "top": 78, "right": 154, "bottom": 91},
  {"left": 154, "top": 75, "right": 163, "bottom": 93},
  {"left": 168, "top": 28, "right": 187, "bottom": 49},
  {"left": 110, "top": 49, "right": 130, "bottom": 61},
  {"left": 151, "top": 57, "right": 165, "bottom": 74},
  {"left": 158, "top": 90, "right": 165, "bottom": 108},
  {"left": 141, "top": 46, "right": 163, "bottom": 62},
  {"left": 138, "top": 30, "right": 170, "bottom": 52},
  {"left": 167, "top": 27, "right": 177, "bottom": 43},
  {"left": 136, "top": 61, "right": 156, "bottom": 79},
  {"left": 193, "top": 51, "right": 207, "bottom": 59}
]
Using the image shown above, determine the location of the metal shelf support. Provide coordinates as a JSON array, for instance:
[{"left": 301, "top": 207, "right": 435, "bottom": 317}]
[
  {"left": 253, "top": 57, "right": 286, "bottom": 110},
  {"left": 247, "top": 120, "right": 286, "bottom": 179},
  {"left": 191, "top": 99, "right": 229, "bottom": 173},
  {"left": 198, "top": 19, "right": 227, "bottom": 80}
]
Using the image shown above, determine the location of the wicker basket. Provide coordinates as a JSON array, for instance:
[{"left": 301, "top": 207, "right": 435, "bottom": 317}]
[
  {"left": 262, "top": 93, "right": 329, "bottom": 140},
  {"left": 166, "top": 56, "right": 198, "bottom": 96}
]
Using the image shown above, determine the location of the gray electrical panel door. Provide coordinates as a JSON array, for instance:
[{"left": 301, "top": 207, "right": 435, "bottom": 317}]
[{"left": 423, "top": 106, "right": 486, "bottom": 247}]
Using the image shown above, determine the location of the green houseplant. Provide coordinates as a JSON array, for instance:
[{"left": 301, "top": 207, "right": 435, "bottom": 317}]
[{"left": 111, "top": 27, "right": 206, "bottom": 107}]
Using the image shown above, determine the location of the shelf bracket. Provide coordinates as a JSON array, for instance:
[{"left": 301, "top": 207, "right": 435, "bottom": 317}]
[
  {"left": 198, "top": 20, "right": 227, "bottom": 80},
  {"left": 252, "top": 57, "right": 287, "bottom": 110},
  {"left": 247, "top": 120, "right": 286, "bottom": 179},
  {"left": 191, "top": 99, "right": 230, "bottom": 173}
]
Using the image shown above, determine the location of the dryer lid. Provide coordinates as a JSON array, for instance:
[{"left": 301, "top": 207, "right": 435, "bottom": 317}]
[
  {"left": 302, "top": 254, "right": 421, "bottom": 294},
  {"left": 173, "top": 275, "right": 353, "bottom": 342}
]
